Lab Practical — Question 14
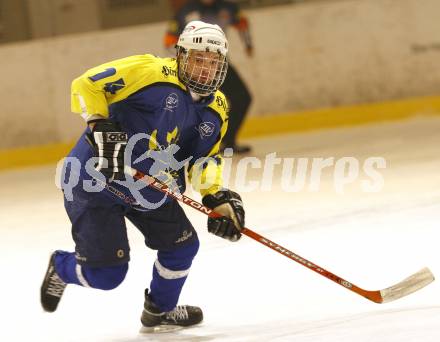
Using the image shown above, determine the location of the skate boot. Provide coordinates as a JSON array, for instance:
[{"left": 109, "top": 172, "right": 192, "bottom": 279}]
[
  {"left": 141, "top": 289, "right": 203, "bottom": 331},
  {"left": 40, "top": 251, "right": 67, "bottom": 312}
]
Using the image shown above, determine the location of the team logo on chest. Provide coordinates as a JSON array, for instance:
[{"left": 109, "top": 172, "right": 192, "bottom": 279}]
[
  {"left": 164, "top": 93, "right": 179, "bottom": 112},
  {"left": 197, "top": 122, "right": 215, "bottom": 139}
]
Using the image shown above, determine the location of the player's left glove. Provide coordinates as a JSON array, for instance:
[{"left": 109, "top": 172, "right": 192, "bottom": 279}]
[
  {"left": 85, "top": 119, "right": 128, "bottom": 182},
  {"left": 202, "top": 189, "right": 245, "bottom": 242}
]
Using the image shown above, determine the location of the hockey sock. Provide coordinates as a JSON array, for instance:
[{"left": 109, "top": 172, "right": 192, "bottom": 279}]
[
  {"left": 150, "top": 239, "right": 199, "bottom": 311},
  {"left": 54, "top": 251, "right": 82, "bottom": 285}
]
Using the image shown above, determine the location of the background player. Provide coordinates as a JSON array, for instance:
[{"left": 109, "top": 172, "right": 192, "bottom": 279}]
[
  {"left": 165, "top": 0, "right": 254, "bottom": 154},
  {"left": 40, "top": 20, "right": 245, "bottom": 330}
]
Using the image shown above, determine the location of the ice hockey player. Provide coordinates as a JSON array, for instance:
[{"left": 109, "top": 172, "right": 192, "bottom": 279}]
[
  {"left": 164, "top": 0, "right": 254, "bottom": 154},
  {"left": 40, "top": 20, "right": 245, "bottom": 330}
]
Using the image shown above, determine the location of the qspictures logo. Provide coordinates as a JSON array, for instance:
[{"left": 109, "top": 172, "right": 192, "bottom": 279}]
[{"left": 55, "top": 136, "right": 387, "bottom": 210}]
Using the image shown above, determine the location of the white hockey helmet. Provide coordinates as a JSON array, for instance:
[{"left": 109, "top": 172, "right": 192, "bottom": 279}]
[{"left": 176, "top": 20, "right": 228, "bottom": 96}]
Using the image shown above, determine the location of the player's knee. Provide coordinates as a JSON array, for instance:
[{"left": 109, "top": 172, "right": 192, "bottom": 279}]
[
  {"left": 186, "top": 237, "right": 200, "bottom": 259},
  {"left": 158, "top": 236, "right": 200, "bottom": 269},
  {"left": 82, "top": 263, "right": 128, "bottom": 290}
]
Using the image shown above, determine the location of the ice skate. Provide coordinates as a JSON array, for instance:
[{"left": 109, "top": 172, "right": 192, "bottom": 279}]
[
  {"left": 40, "top": 251, "right": 67, "bottom": 312},
  {"left": 140, "top": 289, "right": 203, "bottom": 333}
]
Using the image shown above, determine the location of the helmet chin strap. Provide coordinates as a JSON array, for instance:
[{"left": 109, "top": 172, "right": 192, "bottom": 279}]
[{"left": 189, "top": 90, "right": 202, "bottom": 102}]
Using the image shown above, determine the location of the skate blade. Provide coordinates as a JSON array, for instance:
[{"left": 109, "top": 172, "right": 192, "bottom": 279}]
[{"left": 139, "top": 324, "right": 184, "bottom": 334}]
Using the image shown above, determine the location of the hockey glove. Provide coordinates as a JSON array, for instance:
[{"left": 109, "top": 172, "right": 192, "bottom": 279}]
[
  {"left": 86, "top": 120, "right": 128, "bottom": 182},
  {"left": 202, "top": 189, "right": 245, "bottom": 242}
]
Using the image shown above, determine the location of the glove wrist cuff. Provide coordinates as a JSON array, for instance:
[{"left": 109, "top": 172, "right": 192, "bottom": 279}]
[{"left": 202, "top": 194, "right": 217, "bottom": 209}]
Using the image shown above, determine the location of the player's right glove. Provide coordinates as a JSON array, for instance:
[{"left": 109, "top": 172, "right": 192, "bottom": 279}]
[
  {"left": 85, "top": 119, "right": 128, "bottom": 182},
  {"left": 202, "top": 189, "right": 245, "bottom": 242}
]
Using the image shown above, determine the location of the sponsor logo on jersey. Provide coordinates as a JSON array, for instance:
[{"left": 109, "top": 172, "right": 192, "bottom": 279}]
[
  {"left": 162, "top": 66, "right": 178, "bottom": 77},
  {"left": 198, "top": 122, "right": 215, "bottom": 139},
  {"left": 164, "top": 93, "right": 179, "bottom": 111},
  {"left": 216, "top": 95, "right": 228, "bottom": 113}
]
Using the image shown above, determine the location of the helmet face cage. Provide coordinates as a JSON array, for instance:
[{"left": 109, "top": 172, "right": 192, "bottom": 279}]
[{"left": 177, "top": 48, "right": 228, "bottom": 96}]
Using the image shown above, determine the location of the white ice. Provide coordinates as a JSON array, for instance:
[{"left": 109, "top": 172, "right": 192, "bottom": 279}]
[{"left": 1, "top": 116, "right": 439, "bottom": 341}]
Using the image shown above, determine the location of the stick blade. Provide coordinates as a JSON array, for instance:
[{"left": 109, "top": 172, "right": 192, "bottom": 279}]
[{"left": 379, "top": 267, "right": 435, "bottom": 303}]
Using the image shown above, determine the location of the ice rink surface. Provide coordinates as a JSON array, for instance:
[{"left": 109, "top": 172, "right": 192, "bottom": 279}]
[{"left": 1, "top": 116, "right": 439, "bottom": 341}]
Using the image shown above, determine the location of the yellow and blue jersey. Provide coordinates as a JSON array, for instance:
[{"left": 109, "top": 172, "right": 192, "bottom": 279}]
[{"left": 68, "top": 54, "right": 228, "bottom": 208}]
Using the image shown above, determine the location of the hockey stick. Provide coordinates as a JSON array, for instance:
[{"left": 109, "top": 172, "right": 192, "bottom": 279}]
[{"left": 123, "top": 166, "right": 434, "bottom": 304}]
